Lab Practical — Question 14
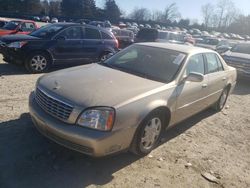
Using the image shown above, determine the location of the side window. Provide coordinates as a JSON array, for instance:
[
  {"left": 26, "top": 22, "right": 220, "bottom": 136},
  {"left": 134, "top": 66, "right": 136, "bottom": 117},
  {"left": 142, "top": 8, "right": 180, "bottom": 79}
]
[
  {"left": 101, "top": 31, "right": 113, "bottom": 39},
  {"left": 85, "top": 28, "right": 101, "bottom": 39},
  {"left": 205, "top": 53, "right": 221, "bottom": 73},
  {"left": 215, "top": 55, "right": 224, "bottom": 71},
  {"left": 21, "top": 22, "right": 36, "bottom": 32},
  {"left": 58, "top": 27, "right": 82, "bottom": 39},
  {"left": 185, "top": 54, "right": 205, "bottom": 75}
]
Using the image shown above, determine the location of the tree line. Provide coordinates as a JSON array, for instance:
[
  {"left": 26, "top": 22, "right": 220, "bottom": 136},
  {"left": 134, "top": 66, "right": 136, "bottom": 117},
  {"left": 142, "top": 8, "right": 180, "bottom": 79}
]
[
  {"left": 0, "top": 0, "right": 121, "bottom": 22},
  {"left": 0, "top": 0, "right": 249, "bottom": 35}
]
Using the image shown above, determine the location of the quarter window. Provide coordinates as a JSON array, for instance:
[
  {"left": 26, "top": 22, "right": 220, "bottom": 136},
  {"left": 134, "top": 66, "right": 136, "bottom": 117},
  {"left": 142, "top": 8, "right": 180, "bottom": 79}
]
[{"left": 185, "top": 54, "right": 205, "bottom": 75}]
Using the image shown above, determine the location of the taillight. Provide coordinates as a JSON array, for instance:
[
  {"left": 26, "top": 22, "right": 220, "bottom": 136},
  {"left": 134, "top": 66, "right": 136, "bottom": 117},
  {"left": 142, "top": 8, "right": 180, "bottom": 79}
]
[{"left": 115, "top": 39, "right": 119, "bottom": 49}]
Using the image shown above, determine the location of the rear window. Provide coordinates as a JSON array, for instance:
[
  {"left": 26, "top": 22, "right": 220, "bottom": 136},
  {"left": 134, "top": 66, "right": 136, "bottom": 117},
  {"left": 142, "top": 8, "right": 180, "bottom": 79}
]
[{"left": 231, "top": 43, "right": 250, "bottom": 54}]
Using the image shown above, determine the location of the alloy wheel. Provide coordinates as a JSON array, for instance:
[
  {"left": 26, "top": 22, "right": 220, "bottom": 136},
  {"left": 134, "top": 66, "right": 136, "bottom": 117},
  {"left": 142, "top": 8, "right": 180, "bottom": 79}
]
[{"left": 30, "top": 55, "right": 47, "bottom": 71}]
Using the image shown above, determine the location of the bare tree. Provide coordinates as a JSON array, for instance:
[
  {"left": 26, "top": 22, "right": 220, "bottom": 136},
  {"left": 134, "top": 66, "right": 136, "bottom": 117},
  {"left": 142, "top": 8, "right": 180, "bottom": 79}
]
[
  {"left": 130, "top": 7, "right": 151, "bottom": 21},
  {"left": 201, "top": 3, "right": 214, "bottom": 28},
  {"left": 151, "top": 10, "right": 163, "bottom": 21},
  {"left": 162, "top": 3, "right": 180, "bottom": 22},
  {"left": 216, "top": 0, "right": 236, "bottom": 29}
]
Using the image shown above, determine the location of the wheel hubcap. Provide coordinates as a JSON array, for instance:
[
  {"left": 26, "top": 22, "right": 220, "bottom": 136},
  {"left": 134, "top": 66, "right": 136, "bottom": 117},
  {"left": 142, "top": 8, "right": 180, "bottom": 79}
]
[
  {"left": 219, "top": 90, "right": 227, "bottom": 109},
  {"left": 140, "top": 117, "right": 162, "bottom": 150},
  {"left": 30, "top": 55, "right": 47, "bottom": 71}
]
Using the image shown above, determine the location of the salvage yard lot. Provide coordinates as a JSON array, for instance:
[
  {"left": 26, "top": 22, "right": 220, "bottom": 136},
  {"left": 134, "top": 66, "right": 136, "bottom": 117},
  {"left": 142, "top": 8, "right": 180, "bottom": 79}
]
[{"left": 0, "top": 55, "right": 250, "bottom": 188}]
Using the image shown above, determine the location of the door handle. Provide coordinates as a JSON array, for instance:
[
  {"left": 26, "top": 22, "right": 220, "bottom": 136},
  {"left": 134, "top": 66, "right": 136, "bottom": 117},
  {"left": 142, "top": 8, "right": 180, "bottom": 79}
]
[{"left": 202, "top": 84, "right": 208, "bottom": 88}]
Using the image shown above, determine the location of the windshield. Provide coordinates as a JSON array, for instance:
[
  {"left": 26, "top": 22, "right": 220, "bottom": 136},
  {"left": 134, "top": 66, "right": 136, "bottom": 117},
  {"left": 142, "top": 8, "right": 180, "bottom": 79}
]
[
  {"left": 103, "top": 45, "right": 186, "bottom": 83},
  {"left": 30, "top": 24, "right": 64, "bottom": 39},
  {"left": 3, "top": 21, "right": 20, "bottom": 30},
  {"left": 231, "top": 43, "right": 250, "bottom": 54}
]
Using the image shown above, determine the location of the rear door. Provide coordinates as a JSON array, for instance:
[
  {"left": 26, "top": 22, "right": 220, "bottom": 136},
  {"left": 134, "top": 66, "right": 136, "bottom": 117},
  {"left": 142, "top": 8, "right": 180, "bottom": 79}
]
[
  {"left": 204, "top": 53, "right": 228, "bottom": 105},
  {"left": 52, "top": 26, "right": 85, "bottom": 62},
  {"left": 174, "top": 53, "right": 209, "bottom": 123},
  {"left": 82, "top": 27, "right": 103, "bottom": 59}
]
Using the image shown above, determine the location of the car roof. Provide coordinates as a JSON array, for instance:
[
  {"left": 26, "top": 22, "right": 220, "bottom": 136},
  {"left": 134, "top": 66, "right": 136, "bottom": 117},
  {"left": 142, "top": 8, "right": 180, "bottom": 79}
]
[
  {"left": 52, "top": 23, "right": 112, "bottom": 33},
  {"left": 137, "top": 42, "right": 215, "bottom": 54},
  {"left": 10, "top": 19, "right": 35, "bottom": 23}
]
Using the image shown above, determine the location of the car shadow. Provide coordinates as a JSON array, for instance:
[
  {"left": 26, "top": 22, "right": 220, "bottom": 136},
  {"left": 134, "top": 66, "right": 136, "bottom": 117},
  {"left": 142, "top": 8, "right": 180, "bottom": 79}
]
[
  {"left": 0, "top": 61, "right": 93, "bottom": 76},
  {"left": 0, "top": 109, "right": 216, "bottom": 188},
  {"left": 233, "top": 77, "right": 250, "bottom": 95}
]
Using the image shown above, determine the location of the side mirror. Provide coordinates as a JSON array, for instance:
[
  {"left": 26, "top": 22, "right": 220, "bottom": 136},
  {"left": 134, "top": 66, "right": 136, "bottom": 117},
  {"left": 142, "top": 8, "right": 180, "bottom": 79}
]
[
  {"left": 185, "top": 72, "right": 204, "bottom": 82},
  {"left": 56, "top": 36, "right": 66, "bottom": 41}
]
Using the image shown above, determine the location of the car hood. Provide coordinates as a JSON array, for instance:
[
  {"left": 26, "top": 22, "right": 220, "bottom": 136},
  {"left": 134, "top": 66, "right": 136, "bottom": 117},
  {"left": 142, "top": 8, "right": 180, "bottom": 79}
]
[
  {"left": 38, "top": 63, "right": 165, "bottom": 108},
  {"left": 0, "top": 34, "right": 40, "bottom": 43}
]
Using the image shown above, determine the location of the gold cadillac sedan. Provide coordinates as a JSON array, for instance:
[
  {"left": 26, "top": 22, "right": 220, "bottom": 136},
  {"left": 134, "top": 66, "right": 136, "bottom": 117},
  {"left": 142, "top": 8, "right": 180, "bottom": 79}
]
[{"left": 29, "top": 43, "right": 237, "bottom": 157}]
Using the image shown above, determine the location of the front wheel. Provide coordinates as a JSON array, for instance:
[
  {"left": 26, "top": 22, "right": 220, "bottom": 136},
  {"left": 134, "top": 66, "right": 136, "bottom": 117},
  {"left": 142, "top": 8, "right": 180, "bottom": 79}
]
[
  {"left": 25, "top": 52, "right": 51, "bottom": 74},
  {"left": 130, "top": 111, "right": 165, "bottom": 156}
]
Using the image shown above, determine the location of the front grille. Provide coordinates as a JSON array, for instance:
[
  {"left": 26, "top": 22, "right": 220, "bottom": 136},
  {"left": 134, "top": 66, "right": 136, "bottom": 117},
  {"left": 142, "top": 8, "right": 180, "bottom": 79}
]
[{"left": 35, "top": 87, "right": 73, "bottom": 121}]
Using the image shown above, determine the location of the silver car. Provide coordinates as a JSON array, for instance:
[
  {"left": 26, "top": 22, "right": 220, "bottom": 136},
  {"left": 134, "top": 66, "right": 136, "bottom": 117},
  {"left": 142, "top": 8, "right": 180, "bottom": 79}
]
[{"left": 29, "top": 43, "right": 237, "bottom": 157}]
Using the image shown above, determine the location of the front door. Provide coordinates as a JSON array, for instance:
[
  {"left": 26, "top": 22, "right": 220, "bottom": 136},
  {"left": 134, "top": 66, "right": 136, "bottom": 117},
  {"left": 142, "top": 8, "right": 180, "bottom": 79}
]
[{"left": 52, "top": 26, "right": 85, "bottom": 62}]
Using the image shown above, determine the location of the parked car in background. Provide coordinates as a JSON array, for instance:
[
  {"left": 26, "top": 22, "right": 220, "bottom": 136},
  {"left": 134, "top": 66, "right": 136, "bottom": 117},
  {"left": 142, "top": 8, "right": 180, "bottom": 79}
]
[
  {"left": 89, "top": 21, "right": 112, "bottom": 32},
  {"left": 41, "top": 16, "right": 50, "bottom": 22},
  {"left": 136, "top": 29, "right": 188, "bottom": 45},
  {"left": 0, "top": 23, "right": 118, "bottom": 73},
  {"left": 0, "top": 18, "right": 8, "bottom": 28},
  {"left": 215, "top": 40, "right": 238, "bottom": 54},
  {"left": 51, "top": 18, "right": 58, "bottom": 23},
  {"left": 29, "top": 43, "right": 236, "bottom": 157},
  {"left": 0, "top": 20, "right": 38, "bottom": 36},
  {"left": 135, "top": 28, "right": 158, "bottom": 42},
  {"left": 222, "top": 43, "right": 250, "bottom": 77},
  {"left": 196, "top": 37, "right": 222, "bottom": 50},
  {"left": 32, "top": 16, "right": 40, "bottom": 21},
  {"left": 112, "top": 28, "right": 134, "bottom": 48}
]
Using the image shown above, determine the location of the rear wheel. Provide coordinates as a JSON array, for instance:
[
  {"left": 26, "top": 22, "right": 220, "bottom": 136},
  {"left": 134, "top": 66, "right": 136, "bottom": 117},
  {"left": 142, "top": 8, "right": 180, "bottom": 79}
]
[
  {"left": 99, "top": 52, "right": 113, "bottom": 62},
  {"left": 130, "top": 111, "right": 165, "bottom": 156},
  {"left": 25, "top": 52, "right": 51, "bottom": 73},
  {"left": 213, "top": 87, "right": 230, "bottom": 111}
]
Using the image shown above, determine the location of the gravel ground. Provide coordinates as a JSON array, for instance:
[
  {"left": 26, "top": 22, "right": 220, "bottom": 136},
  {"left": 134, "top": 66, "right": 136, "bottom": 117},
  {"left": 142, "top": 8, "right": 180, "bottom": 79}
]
[{"left": 0, "top": 56, "right": 250, "bottom": 188}]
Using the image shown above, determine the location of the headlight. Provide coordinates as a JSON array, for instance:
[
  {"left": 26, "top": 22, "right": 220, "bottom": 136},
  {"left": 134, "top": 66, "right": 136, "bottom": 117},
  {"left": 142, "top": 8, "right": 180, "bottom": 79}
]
[
  {"left": 7, "top": 41, "right": 28, "bottom": 48},
  {"left": 77, "top": 107, "right": 115, "bottom": 131}
]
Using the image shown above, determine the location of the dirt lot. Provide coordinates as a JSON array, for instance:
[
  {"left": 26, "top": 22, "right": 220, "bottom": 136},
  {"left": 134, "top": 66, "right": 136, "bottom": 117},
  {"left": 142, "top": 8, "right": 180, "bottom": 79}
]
[{"left": 0, "top": 56, "right": 250, "bottom": 188}]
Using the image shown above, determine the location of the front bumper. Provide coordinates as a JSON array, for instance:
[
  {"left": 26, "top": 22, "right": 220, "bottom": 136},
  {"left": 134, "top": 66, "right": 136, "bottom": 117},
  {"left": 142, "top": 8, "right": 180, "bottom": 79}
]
[
  {"left": 29, "top": 92, "right": 135, "bottom": 157},
  {"left": 1, "top": 47, "right": 24, "bottom": 64}
]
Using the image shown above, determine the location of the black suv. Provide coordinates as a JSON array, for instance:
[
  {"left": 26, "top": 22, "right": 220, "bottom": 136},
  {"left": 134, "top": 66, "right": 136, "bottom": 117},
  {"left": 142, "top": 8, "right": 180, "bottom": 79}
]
[{"left": 0, "top": 23, "right": 118, "bottom": 73}]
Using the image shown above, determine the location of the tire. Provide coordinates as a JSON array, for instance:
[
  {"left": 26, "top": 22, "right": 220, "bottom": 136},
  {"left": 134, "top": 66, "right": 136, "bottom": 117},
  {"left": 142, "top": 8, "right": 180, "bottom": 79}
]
[
  {"left": 213, "top": 87, "right": 230, "bottom": 111},
  {"left": 99, "top": 51, "right": 112, "bottom": 62},
  {"left": 25, "top": 52, "right": 51, "bottom": 74},
  {"left": 130, "top": 110, "right": 166, "bottom": 156}
]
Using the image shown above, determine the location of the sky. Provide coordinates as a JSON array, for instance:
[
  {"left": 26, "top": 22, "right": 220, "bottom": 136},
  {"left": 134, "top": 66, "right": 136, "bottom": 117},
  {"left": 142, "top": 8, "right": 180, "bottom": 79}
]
[{"left": 96, "top": 0, "right": 250, "bottom": 21}]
